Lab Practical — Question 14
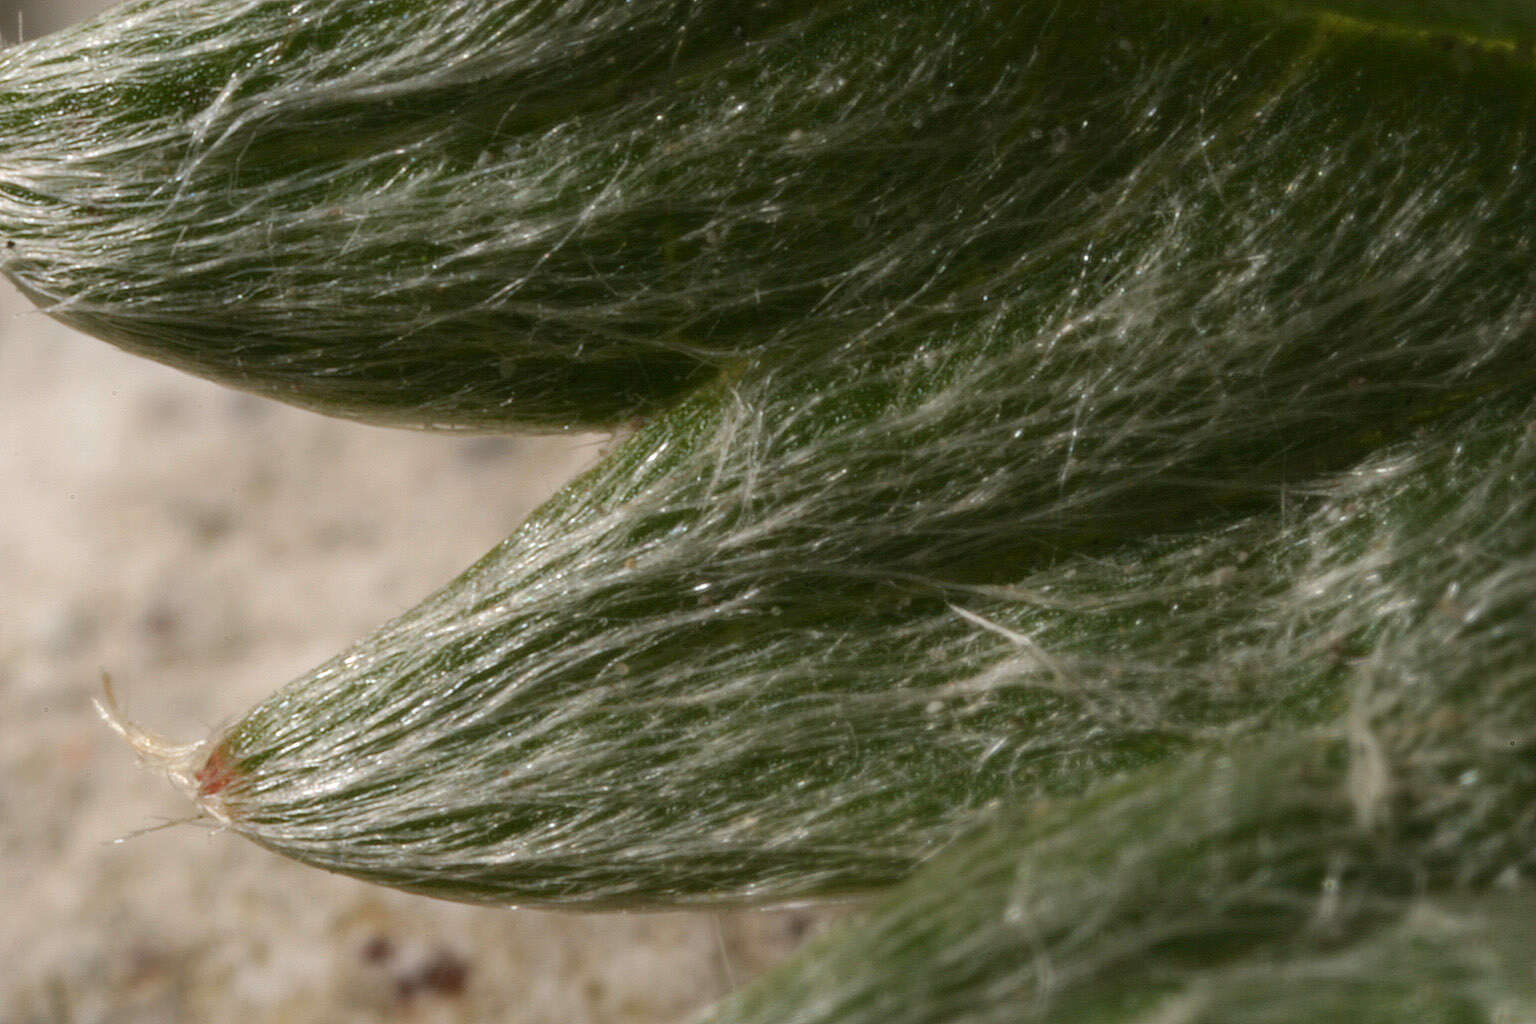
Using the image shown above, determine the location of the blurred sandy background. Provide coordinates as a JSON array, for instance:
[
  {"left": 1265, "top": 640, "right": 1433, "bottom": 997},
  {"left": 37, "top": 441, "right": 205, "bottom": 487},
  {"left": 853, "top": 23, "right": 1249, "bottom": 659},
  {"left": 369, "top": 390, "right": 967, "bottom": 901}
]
[{"left": 0, "top": 2, "right": 832, "bottom": 1020}]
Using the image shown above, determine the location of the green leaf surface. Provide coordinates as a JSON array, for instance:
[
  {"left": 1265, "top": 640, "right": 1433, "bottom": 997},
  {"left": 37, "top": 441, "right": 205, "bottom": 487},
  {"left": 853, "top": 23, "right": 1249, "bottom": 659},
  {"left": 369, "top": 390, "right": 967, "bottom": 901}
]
[
  {"left": 3, "top": 0, "right": 1534, "bottom": 427},
  {"left": 694, "top": 389, "right": 1536, "bottom": 1019},
  {"left": 34, "top": 0, "right": 1536, "bottom": 1012},
  {"left": 130, "top": 0, "right": 1536, "bottom": 912},
  {"left": 708, "top": 735, "right": 1536, "bottom": 1024}
]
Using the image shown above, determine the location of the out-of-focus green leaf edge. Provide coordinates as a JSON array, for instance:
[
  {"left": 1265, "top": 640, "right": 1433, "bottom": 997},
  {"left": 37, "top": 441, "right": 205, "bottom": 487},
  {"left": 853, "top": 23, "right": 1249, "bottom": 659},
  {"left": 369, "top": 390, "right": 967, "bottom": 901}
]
[
  {"left": 704, "top": 732, "right": 1536, "bottom": 1023},
  {"left": 1253, "top": 0, "right": 1536, "bottom": 41}
]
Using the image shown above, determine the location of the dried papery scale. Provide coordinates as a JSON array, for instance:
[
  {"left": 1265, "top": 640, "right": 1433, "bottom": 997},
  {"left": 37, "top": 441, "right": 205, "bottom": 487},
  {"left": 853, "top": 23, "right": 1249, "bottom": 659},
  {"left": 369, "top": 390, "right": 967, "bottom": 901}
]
[{"left": 94, "top": 675, "right": 212, "bottom": 812}]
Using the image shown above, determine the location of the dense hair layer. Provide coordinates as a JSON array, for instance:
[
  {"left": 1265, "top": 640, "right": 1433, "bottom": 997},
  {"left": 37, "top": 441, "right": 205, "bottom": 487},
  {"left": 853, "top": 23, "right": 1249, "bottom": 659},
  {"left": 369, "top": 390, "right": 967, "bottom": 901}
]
[
  {"left": 25, "top": 0, "right": 1536, "bottom": 1008},
  {"left": 123, "top": 1, "right": 1536, "bottom": 909},
  {"left": 3, "top": 0, "right": 1533, "bottom": 428}
]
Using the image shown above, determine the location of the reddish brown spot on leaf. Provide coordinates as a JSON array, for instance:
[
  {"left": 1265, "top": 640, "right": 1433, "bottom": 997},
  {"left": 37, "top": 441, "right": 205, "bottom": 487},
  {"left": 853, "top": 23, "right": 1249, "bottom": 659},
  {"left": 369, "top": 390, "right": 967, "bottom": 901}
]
[{"left": 195, "top": 746, "right": 238, "bottom": 797}]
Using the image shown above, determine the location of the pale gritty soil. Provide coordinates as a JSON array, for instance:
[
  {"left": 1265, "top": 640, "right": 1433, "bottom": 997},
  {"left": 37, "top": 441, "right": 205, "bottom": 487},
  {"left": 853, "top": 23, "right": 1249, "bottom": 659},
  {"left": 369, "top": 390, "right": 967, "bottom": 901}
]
[{"left": 0, "top": 5, "right": 837, "bottom": 1021}]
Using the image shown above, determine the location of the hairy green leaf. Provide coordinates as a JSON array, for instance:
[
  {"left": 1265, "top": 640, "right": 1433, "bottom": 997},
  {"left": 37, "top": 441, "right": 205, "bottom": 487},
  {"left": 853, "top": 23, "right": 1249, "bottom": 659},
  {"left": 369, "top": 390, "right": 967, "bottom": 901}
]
[
  {"left": 5, "top": 0, "right": 1534, "bottom": 429},
  {"left": 100, "top": 0, "right": 1536, "bottom": 912}
]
